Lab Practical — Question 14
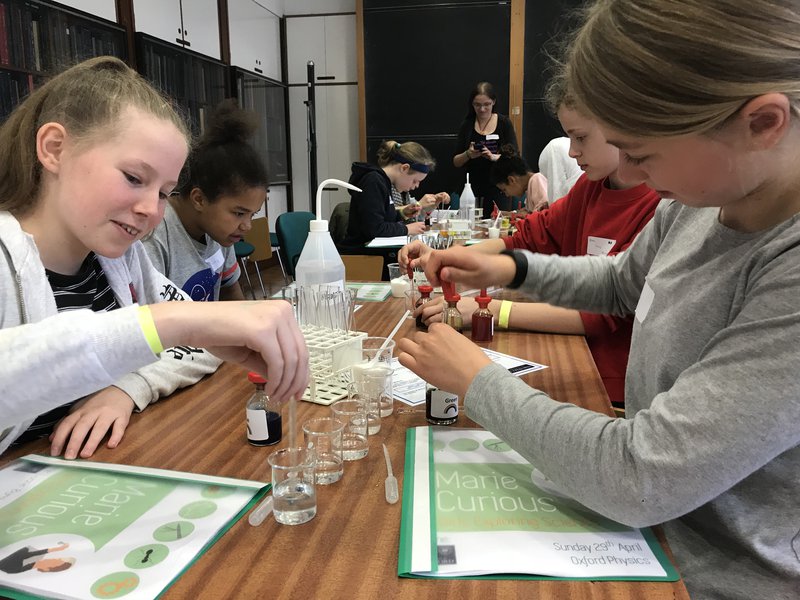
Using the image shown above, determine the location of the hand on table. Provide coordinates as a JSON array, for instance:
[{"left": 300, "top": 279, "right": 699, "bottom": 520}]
[
  {"left": 50, "top": 386, "right": 135, "bottom": 459},
  {"left": 401, "top": 203, "right": 422, "bottom": 219},
  {"left": 154, "top": 299, "right": 309, "bottom": 403},
  {"left": 414, "top": 245, "right": 517, "bottom": 289},
  {"left": 414, "top": 295, "right": 479, "bottom": 327},
  {"left": 398, "top": 239, "right": 434, "bottom": 270},
  {"left": 406, "top": 221, "right": 427, "bottom": 236},
  {"left": 397, "top": 324, "right": 492, "bottom": 399}
]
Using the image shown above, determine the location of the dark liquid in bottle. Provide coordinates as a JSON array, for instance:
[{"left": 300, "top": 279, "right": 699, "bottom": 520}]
[
  {"left": 415, "top": 299, "right": 428, "bottom": 330},
  {"left": 426, "top": 387, "right": 458, "bottom": 426},
  {"left": 471, "top": 314, "right": 493, "bottom": 342},
  {"left": 248, "top": 411, "right": 283, "bottom": 446}
]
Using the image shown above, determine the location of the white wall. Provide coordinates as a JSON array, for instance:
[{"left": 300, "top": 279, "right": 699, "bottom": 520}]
[
  {"left": 254, "top": 0, "right": 284, "bottom": 17},
  {"left": 284, "top": 0, "right": 355, "bottom": 15}
]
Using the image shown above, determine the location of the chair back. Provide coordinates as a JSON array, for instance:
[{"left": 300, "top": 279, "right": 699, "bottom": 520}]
[
  {"left": 275, "top": 211, "right": 315, "bottom": 278},
  {"left": 341, "top": 255, "right": 384, "bottom": 281},
  {"left": 329, "top": 201, "right": 351, "bottom": 244}
]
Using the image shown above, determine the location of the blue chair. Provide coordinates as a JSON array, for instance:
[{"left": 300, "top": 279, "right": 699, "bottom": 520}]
[{"left": 275, "top": 211, "right": 315, "bottom": 280}]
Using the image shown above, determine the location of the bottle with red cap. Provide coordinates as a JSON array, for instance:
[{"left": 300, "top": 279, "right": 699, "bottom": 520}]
[
  {"left": 415, "top": 285, "right": 434, "bottom": 329},
  {"left": 471, "top": 289, "right": 494, "bottom": 342},
  {"left": 440, "top": 279, "right": 463, "bottom": 332},
  {"left": 246, "top": 372, "right": 282, "bottom": 446}
]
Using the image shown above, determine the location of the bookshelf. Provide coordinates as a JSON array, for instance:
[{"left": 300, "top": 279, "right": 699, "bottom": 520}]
[
  {"left": 0, "top": 0, "right": 126, "bottom": 122},
  {"left": 135, "top": 32, "right": 228, "bottom": 137},
  {"left": 232, "top": 67, "right": 289, "bottom": 185}
]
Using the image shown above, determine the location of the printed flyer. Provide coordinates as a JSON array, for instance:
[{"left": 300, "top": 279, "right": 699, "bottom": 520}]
[
  {"left": 0, "top": 455, "right": 266, "bottom": 600},
  {"left": 399, "top": 427, "right": 679, "bottom": 580}
]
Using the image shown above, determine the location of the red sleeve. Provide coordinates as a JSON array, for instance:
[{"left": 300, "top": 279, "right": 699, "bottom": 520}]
[{"left": 504, "top": 180, "right": 579, "bottom": 253}]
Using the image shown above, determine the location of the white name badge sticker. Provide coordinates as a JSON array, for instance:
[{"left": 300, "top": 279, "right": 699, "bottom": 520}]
[
  {"left": 205, "top": 248, "right": 225, "bottom": 272},
  {"left": 635, "top": 280, "right": 655, "bottom": 323},
  {"left": 485, "top": 134, "right": 499, "bottom": 141},
  {"left": 587, "top": 235, "right": 615, "bottom": 256}
]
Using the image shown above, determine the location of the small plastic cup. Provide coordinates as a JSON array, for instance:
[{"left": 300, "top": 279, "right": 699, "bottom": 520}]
[
  {"left": 302, "top": 417, "right": 344, "bottom": 484},
  {"left": 404, "top": 289, "right": 421, "bottom": 316},
  {"left": 268, "top": 447, "right": 316, "bottom": 525},
  {"left": 488, "top": 226, "right": 500, "bottom": 239},
  {"left": 352, "top": 337, "right": 395, "bottom": 418},
  {"left": 330, "top": 399, "right": 369, "bottom": 460}
]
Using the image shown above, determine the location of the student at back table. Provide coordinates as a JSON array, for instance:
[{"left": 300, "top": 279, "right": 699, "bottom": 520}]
[{"left": 402, "top": 74, "right": 661, "bottom": 405}]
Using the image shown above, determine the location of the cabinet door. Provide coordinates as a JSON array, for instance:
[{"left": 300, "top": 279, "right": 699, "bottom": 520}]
[
  {"left": 133, "top": 0, "right": 183, "bottom": 45},
  {"left": 321, "top": 85, "right": 359, "bottom": 215},
  {"left": 229, "top": 0, "right": 281, "bottom": 80},
  {"left": 286, "top": 17, "right": 325, "bottom": 84},
  {"left": 179, "top": 0, "right": 220, "bottom": 59},
  {"left": 60, "top": 0, "right": 117, "bottom": 22},
  {"left": 289, "top": 85, "right": 313, "bottom": 212},
  {"left": 323, "top": 15, "right": 357, "bottom": 82}
]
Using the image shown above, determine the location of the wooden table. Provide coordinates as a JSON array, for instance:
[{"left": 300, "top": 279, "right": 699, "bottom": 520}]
[{"left": 1, "top": 297, "right": 689, "bottom": 600}]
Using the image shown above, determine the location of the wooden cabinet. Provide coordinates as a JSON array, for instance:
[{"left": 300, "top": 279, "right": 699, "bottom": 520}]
[
  {"left": 132, "top": 0, "right": 220, "bottom": 59},
  {"left": 286, "top": 14, "right": 356, "bottom": 84},
  {"left": 228, "top": 0, "right": 281, "bottom": 80},
  {"left": 289, "top": 84, "right": 359, "bottom": 216}
]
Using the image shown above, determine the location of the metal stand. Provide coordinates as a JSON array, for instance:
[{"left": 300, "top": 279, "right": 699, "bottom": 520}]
[{"left": 304, "top": 60, "right": 318, "bottom": 215}]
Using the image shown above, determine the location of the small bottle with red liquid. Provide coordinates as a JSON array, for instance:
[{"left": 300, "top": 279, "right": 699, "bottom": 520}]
[{"left": 471, "top": 290, "right": 494, "bottom": 342}]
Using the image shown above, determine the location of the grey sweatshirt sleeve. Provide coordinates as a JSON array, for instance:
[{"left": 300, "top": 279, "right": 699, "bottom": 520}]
[
  {"left": 0, "top": 306, "right": 158, "bottom": 425},
  {"left": 464, "top": 203, "right": 800, "bottom": 528}
]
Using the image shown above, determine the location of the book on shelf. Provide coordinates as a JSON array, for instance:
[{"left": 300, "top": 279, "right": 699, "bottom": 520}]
[{"left": 399, "top": 427, "right": 680, "bottom": 581}]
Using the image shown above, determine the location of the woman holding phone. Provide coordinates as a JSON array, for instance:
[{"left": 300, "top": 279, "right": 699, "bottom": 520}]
[{"left": 453, "top": 81, "right": 519, "bottom": 217}]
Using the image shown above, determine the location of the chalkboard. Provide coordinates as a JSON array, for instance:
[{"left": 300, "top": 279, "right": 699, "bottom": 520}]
[
  {"left": 522, "top": 99, "right": 564, "bottom": 171},
  {"left": 522, "top": 0, "right": 583, "bottom": 160},
  {"left": 363, "top": 2, "right": 511, "bottom": 138}
]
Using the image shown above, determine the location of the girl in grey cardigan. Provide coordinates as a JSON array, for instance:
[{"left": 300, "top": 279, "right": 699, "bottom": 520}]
[
  {"left": 0, "top": 57, "right": 308, "bottom": 459},
  {"left": 398, "top": 1, "right": 800, "bottom": 599}
]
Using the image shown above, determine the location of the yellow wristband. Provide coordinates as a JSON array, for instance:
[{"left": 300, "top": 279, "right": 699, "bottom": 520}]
[
  {"left": 498, "top": 300, "right": 513, "bottom": 330},
  {"left": 137, "top": 305, "right": 164, "bottom": 355}
]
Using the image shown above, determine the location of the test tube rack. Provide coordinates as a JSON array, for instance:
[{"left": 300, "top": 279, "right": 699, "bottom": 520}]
[{"left": 301, "top": 325, "right": 367, "bottom": 405}]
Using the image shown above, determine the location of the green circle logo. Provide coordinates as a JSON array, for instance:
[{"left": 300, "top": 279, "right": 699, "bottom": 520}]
[
  {"left": 201, "top": 485, "right": 235, "bottom": 499},
  {"left": 483, "top": 438, "right": 512, "bottom": 452},
  {"left": 179, "top": 500, "right": 217, "bottom": 519},
  {"left": 90, "top": 572, "right": 139, "bottom": 598},
  {"left": 153, "top": 520, "right": 195, "bottom": 542},
  {"left": 433, "top": 440, "right": 447, "bottom": 452},
  {"left": 123, "top": 544, "right": 169, "bottom": 569},
  {"left": 449, "top": 438, "right": 480, "bottom": 452}
]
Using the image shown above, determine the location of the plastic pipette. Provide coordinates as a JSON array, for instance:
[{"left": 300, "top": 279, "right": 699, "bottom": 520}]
[
  {"left": 248, "top": 494, "right": 274, "bottom": 526},
  {"left": 382, "top": 443, "right": 399, "bottom": 504}
]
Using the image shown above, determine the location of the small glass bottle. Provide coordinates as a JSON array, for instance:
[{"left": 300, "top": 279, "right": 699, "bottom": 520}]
[
  {"left": 415, "top": 285, "right": 434, "bottom": 329},
  {"left": 246, "top": 372, "right": 282, "bottom": 446},
  {"left": 425, "top": 384, "right": 459, "bottom": 425},
  {"left": 442, "top": 293, "right": 463, "bottom": 332},
  {"left": 471, "top": 290, "right": 494, "bottom": 342}
]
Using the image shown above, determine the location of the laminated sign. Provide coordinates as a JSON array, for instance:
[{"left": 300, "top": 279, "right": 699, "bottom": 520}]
[
  {"left": 398, "top": 427, "right": 679, "bottom": 581},
  {"left": 0, "top": 456, "right": 267, "bottom": 599}
]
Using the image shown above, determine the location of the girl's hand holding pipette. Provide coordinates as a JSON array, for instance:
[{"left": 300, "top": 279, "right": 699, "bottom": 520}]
[
  {"left": 414, "top": 296, "right": 478, "bottom": 327},
  {"left": 398, "top": 239, "right": 434, "bottom": 270},
  {"left": 414, "top": 246, "right": 517, "bottom": 289},
  {"left": 397, "top": 324, "right": 491, "bottom": 399},
  {"left": 150, "top": 300, "right": 309, "bottom": 404}
]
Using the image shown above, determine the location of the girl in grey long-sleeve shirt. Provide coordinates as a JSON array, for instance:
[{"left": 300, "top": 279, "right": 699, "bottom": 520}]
[{"left": 398, "top": 1, "right": 800, "bottom": 598}]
